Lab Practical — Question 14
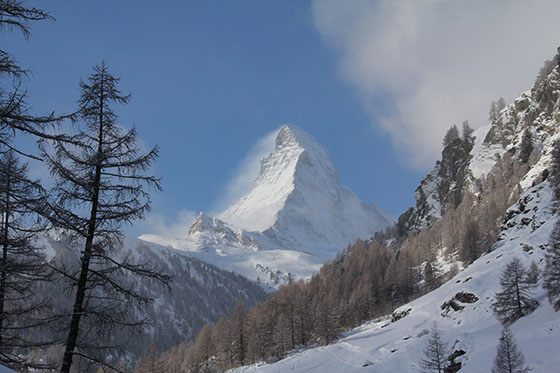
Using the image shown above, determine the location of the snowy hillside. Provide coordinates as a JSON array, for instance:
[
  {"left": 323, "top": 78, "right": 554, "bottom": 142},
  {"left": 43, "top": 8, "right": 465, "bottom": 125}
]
[
  {"left": 235, "top": 182, "right": 559, "bottom": 372},
  {"left": 141, "top": 125, "right": 391, "bottom": 288}
]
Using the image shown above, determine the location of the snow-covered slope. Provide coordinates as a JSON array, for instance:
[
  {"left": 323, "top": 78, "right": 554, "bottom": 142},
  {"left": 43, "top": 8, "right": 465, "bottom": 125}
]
[
  {"left": 236, "top": 182, "right": 559, "bottom": 372},
  {"left": 141, "top": 125, "right": 391, "bottom": 288}
]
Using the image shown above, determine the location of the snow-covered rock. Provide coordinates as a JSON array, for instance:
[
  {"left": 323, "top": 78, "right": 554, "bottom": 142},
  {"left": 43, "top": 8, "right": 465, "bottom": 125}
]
[
  {"left": 401, "top": 64, "right": 560, "bottom": 232},
  {"left": 141, "top": 125, "right": 391, "bottom": 288}
]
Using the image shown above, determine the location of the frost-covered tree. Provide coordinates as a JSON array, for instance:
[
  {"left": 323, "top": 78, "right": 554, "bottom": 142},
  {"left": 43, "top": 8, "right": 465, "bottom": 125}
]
[
  {"left": 519, "top": 129, "right": 533, "bottom": 164},
  {"left": 419, "top": 322, "right": 448, "bottom": 373},
  {"left": 491, "top": 258, "right": 535, "bottom": 324},
  {"left": 40, "top": 62, "right": 168, "bottom": 373},
  {"left": 491, "top": 326, "right": 528, "bottom": 373},
  {"left": 442, "top": 125, "right": 460, "bottom": 148},
  {"left": 544, "top": 220, "right": 560, "bottom": 310}
]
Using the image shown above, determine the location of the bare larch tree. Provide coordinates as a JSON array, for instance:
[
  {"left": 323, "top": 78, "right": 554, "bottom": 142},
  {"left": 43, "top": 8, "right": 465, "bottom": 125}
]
[
  {"left": 39, "top": 62, "right": 168, "bottom": 372},
  {"left": 419, "top": 322, "right": 449, "bottom": 373},
  {"left": 0, "top": 1, "right": 70, "bottom": 159},
  {"left": 0, "top": 150, "right": 51, "bottom": 369},
  {"left": 491, "top": 258, "right": 535, "bottom": 325},
  {"left": 491, "top": 326, "right": 528, "bottom": 373}
]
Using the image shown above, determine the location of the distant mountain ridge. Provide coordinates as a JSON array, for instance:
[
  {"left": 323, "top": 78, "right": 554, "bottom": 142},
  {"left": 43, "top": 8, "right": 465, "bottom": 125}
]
[{"left": 141, "top": 125, "right": 391, "bottom": 288}]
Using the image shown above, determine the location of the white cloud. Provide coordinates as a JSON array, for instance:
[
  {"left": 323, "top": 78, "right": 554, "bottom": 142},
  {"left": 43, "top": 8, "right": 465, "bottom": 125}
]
[
  {"left": 211, "top": 127, "right": 280, "bottom": 214},
  {"left": 312, "top": 0, "right": 560, "bottom": 168},
  {"left": 136, "top": 209, "right": 197, "bottom": 238}
]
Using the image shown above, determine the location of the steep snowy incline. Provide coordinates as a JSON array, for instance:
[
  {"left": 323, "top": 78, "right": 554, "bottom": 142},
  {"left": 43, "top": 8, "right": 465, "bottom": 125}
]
[
  {"left": 140, "top": 125, "right": 391, "bottom": 288},
  {"left": 235, "top": 182, "right": 560, "bottom": 372}
]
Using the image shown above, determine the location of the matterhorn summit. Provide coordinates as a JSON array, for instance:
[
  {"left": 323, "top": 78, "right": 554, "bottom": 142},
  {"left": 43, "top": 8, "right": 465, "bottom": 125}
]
[{"left": 140, "top": 125, "right": 391, "bottom": 287}]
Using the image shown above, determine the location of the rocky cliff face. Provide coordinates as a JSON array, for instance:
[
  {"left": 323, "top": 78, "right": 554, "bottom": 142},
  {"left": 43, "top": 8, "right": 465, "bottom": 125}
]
[{"left": 398, "top": 58, "right": 560, "bottom": 235}]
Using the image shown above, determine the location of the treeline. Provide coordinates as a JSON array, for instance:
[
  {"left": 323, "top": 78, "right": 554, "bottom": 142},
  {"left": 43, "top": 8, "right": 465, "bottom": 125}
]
[{"left": 142, "top": 114, "right": 542, "bottom": 372}]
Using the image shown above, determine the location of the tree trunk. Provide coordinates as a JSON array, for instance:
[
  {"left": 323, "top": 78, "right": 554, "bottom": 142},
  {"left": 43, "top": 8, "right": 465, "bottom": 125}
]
[
  {"left": 60, "top": 80, "right": 105, "bottom": 373},
  {"left": 0, "top": 170, "right": 10, "bottom": 345}
]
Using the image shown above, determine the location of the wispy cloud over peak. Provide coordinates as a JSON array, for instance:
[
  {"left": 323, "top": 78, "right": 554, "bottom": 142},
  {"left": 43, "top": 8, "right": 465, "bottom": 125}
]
[{"left": 312, "top": 0, "right": 560, "bottom": 168}]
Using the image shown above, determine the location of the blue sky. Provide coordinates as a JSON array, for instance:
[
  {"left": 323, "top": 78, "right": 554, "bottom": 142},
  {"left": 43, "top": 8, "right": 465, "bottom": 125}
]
[{"left": 6, "top": 1, "right": 560, "bottom": 237}]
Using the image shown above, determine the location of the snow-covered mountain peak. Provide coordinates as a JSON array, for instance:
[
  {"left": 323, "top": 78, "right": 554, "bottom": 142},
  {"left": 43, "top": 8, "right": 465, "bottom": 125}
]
[
  {"left": 219, "top": 124, "right": 340, "bottom": 233},
  {"left": 188, "top": 212, "right": 211, "bottom": 236},
  {"left": 271, "top": 125, "right": 338, "bottom": 182},
  {"left": 141, "top": 125, "right": 391, "bottom": 287}
]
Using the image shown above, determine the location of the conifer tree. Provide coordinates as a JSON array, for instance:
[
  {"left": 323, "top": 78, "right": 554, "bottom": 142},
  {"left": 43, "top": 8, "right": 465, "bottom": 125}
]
[
  {"left": 461, "top": 120, "right": 474, "bottom": 153},
  {"left": 525, "top": 261, "right": 539, "bottom": 286},
  {"left": 193, "top": 324, "right": 214, "bottom": 372},
  {"left": 423, "top": 260, "right": 441, "bottom": 292},
  {"left": 39, "top": 62, "right": 168, "bottom": 372},
  {"left": 461, "top": 221, "right": 482, "bottom": 264},
  {"left": 442, "top": 125, "right": 460, "bottom": 148},
  {"left": 0, "top": 151, "right": 51, "bottom": 369},
  {"left": 549, "top": 141, "right": 560, "bottom": 200},
  {"left": 491, "top": 258, "right": 535, "bottom": 324},
  {"left": 535, "top": 59, "right": 556, "bottom": 87},
  {"left": 491, "top": 326, "right": 528, "bottom": 373},
  {"left": 519, "top": 129, "right": 533, "bottom": 164},
  {"left": 419, "top": 322, "right": 448, "bottom": 373},
  {"left": 134, "top": 342, "right": 165, "bottom": 373},
  {"left": 496, "top": 97, "right": 507, "bottom": 113},
  {"left": 194, "top": 324, "right": 215, "bottom": 370},
  {"left": 489, "top": 101, "right": 498, "bottom": 122},
  {"left": 544, "top": 220, "right": 560, "bottom": 310},
  {"left": 231, "top": 300, "right": 247, "bottom": 366}
]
